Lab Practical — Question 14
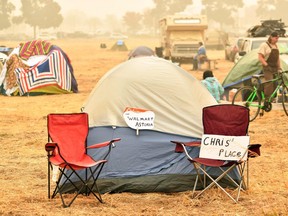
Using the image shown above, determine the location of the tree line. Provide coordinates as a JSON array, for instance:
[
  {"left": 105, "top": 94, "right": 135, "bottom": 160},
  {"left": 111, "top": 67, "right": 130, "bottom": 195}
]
[{"left": 1, "top": 0, "right": 288, "bottom": 37}]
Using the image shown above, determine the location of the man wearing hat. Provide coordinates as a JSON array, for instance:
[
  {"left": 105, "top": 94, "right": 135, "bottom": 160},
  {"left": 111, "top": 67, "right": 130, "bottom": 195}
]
[{"left": 258, "top": 31, "right": 281, "bottom": 100}]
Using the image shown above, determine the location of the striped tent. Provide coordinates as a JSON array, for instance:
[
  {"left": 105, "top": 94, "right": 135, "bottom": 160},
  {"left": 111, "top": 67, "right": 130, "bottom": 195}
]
[{"left": 0, "top": 40, "right": 78, "bottom": 96}]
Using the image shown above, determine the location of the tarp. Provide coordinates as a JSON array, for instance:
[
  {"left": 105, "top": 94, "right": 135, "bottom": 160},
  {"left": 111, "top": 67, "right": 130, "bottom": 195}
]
[
  {"left": 0, "top": 40, "right": 78, "bottom": 96},
  {"left": 222, "top": 49, "right": 288, "bottom": 90},
  {"left": 111, "top": 40, "right": 128, "bottom": 51},
  {"left": 61, "top": 56, "right": 241, "bottom": 193}
]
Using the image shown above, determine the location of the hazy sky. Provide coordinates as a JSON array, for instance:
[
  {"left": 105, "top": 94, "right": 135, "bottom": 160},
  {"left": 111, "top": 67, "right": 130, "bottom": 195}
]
[
  {"left": 58, "top": 0, "right": 155, "bottom": 18},
  {"left": 57, "top": 0, "right": 257, "bottom": 18},
  {"left": 11, "top": 0, "right": 257, "bottom": 18}
]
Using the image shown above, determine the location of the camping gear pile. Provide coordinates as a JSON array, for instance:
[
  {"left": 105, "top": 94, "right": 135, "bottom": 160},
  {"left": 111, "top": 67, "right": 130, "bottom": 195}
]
[
  {"left": 247, "top": 19, "right": 286, "bottom": 37},
  {"left": 0, "top": 40, "right": 78, "bottom": 96}
]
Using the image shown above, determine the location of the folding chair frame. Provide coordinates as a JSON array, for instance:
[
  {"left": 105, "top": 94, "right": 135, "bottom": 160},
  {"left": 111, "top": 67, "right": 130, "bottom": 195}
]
[
  {"left": 171, "top": 104, "right": 261, "bottom": 203},
  {"left": 45, "top": 113, "right": 121, "bottom": 207},
  {"left": 174, "top": 141, "right": 247, "bottom": 203}
]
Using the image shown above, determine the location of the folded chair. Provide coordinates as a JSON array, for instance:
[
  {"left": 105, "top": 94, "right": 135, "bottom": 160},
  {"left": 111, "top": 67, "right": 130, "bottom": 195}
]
[
  {"left": 171, "top": 104, "right": 261, "bottom": 203},
  {"left": 45, "top": 113, "right": 121, "bottom": 207}
]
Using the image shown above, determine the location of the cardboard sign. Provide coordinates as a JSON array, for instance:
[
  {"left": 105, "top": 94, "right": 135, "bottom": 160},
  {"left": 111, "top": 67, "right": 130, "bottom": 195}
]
[
  {"left": 199, "top": 134, "right": 250, "bottom": 161},
  {"left": 123, "top": 107, "right": 155, "bottom": 130}
]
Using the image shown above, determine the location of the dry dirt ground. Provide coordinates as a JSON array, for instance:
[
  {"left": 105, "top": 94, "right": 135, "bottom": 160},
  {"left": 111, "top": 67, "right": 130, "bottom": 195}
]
[{"left": 0, "top": 38, "right": 287, "bottom": 216}]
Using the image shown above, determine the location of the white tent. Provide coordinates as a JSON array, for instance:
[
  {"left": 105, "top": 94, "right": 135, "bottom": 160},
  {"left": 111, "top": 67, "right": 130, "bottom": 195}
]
[
  {"left": 83, "top": 56, "right": 216, "bottom": 138},
  {"left": 61, "top": 57, "right": 241, "bottom": 194}
]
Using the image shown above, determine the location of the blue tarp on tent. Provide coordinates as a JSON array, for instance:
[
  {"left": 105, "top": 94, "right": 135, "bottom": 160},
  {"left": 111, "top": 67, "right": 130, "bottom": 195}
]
[{"left": 60, "top": 56, "right": 241, "bottom": 193}]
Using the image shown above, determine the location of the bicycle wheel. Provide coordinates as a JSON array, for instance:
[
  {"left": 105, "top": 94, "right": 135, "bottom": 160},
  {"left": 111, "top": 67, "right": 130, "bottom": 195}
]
[
  {"left": 281, "top": 84, "right": 288, "bottom": 115},
  {"left": 232, "top": 86, "right": 261, "bottom": 121}
]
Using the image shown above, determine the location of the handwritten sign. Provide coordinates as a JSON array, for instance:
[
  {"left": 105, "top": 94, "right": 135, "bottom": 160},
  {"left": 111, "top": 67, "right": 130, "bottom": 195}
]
[
  {"left": 199, "top": 134, "right": 250, "bottom": 161},
  {"left": 123, "top": 107, "right": 155, "bottom": 130}
]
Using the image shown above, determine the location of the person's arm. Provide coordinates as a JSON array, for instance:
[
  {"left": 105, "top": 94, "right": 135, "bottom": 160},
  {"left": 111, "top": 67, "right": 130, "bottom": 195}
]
[
  {"left": 258, "top": 43, "right": 268, "bottom": 67},
  {"left": 258, "top": 53, "right": 268, "bottom": 67},
  {"left": 217, "top": 80, "right": 224, "bottom": 95},
  {"left": 219, "top": 85, "right": 224, "bottom": 95}
]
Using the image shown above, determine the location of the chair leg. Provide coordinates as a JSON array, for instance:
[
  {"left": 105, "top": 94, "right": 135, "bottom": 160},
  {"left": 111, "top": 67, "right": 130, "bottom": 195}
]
[
  {"left": 193, "top": 163, "right": 205, "bottom": 187},
  {"left": 203, "top": 165, "right": 206, "bottom": 187},
  {"left": 193, "top": 164, "right": 240, "bottom": 203},
  {"left": 48, "top": 161, "right": 51, "bottom": 199},
  {"left": 236, "top": 162, "right": 247, "bottom": 190},
  {"left": 218, "top": 166, "right": 246, "bottom": 192},
  {"left": 246, "top": 159, "right": 250, "bottom": 189},
  {"left": 85, "top": 165, "right": 106, "bottom": 203},
  {"left": 192, "top": 174, "right": 199, "bottom": 198},
  {"left": 54, "top": 163, "right": 106, "bottom": 207},
  {"left": 236, "top": 178, "right": 244, "bottom": 202},
  {"left": 235, "top": 162, "right": 247, "bottom": 201},
  {"left": 50, "top": 167, "right": 84, "bottom": 207},
  {"left": 191, "top": 163, "right": 207, "bottom": 198}
]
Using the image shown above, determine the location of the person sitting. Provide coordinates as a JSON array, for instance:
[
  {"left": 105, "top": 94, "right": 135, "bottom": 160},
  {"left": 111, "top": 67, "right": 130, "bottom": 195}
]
[
  {"left": 201, "top": 70, "right": 224, "bottom": 103},
  {"left": 192, "top": 42, "right": 207, "bottom": 70}
]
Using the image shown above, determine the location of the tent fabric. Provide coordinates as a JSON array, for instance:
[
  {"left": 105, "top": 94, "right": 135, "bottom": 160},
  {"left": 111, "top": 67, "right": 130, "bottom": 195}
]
[
  {"left": 60, "top": 123, "right": 241, "bottom": 194},
  {"left": 222, "top": 49, "right": 288, "bottom": 89},
  {"left": 19, "top": 40, "right": 52, "bottom": 60},
  {"left": 0, "top": 40, "right": 78, "bottom": 96},
  {"left": 111, "top": 40, "right": 128, "bottom": 51},
  {"left": 56, "top": 56, "right": 245, "bottom": 194},
  {"left": 82, "top": 56, "right": 217, "bottom": 138},
  {"left": 61, "top": 127, "right": 241, "bottom": 193},
  {"left": 128, "top": 46, "right": 155, "bottom": 59},
  {"left": 15, "top": 49, "right": 72, "bottom": 95}
]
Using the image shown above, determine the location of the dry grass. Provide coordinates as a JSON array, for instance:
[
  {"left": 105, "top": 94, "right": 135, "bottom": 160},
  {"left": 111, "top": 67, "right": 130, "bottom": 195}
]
[{"left": 0, "top": 37, "right": 287, "bottom": 216}]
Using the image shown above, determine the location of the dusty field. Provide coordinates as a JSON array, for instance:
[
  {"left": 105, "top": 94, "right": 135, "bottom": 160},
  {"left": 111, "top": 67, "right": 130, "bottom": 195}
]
[{"left": 0, "top": 37, "right": 287, "bottom": 216}]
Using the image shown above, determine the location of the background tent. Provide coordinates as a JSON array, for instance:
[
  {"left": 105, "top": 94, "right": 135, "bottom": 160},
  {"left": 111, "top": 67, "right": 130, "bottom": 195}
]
[
  {"left": 128, "top": 45, "right": 155, "bottom": 59},
  {"left": 222, "top": 49, "right": 288, "bottom": 99},
  {"left": 111, "top": 40, "right": 128, "bottom": 51},
  {"left": 61, "top": 56, "right": 242, "bottom": 194},
  {"left": 0, "top": 40, "right": 78, "bottom": 96}
]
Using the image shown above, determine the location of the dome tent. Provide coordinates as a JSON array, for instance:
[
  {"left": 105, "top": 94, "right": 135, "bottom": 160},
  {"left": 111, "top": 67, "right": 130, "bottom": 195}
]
[
  {"left": 128, "top": 45, "right": 155, "bottom": 59},
  {"left": 60, "top": 56, "right": 242, "bottom": 193}
]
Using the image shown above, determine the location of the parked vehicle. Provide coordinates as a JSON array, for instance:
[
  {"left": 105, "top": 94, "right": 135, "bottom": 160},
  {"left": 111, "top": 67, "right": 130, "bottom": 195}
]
[
  {"left": 234, "top": 37, "right": 288, "bottom": 63},
  {"left": 247, "top": 19, "right": 286, "bottom": 37},
  {"left": 224, "top": 38, "right": 244, "bottom": 62},
  {"left": 109, "top": 33, "right": 128, "bottom": 39},
  {"left": 0, "top": 52, "right": 7, "bottom": 64},
  {"left": 0, "top": 46, "right": 12, "bottom": 63},
  {"left": 37, "top": 32, "right": 57, "bottom": 40},
  {"left": 158, "top": 14, "right": 208, "bottom": 65},
  {"left": 205, "top": 30, "right": 228, "bottom": 50}
]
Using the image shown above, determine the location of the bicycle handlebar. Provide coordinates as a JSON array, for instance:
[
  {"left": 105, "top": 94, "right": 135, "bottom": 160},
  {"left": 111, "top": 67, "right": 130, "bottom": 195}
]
[{"left": 279, "top": 70, "right": 288, "bottom": 74}]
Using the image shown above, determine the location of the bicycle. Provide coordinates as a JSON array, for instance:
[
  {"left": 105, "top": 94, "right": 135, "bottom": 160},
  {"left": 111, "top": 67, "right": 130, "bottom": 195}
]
[{"left": 231, "top": 70, "right": 288, "bottom": 121}]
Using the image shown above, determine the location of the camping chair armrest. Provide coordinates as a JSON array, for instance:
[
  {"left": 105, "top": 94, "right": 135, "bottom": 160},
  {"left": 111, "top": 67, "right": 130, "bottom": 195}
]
[
  {"left": 87, "top": 138, "right": 121, "bottom": 149},
  {"left": 88, "top": 138, "right": 121, "bottom": 160},
  {"left": 45, "top": 142, "right": 67, "bottom": 162},
  {"left": 45, "top": 142, "right": 57, "bottom": 156},
  {"left": 171, "top": 140, "right": 201, "bottom": 153},
  {"left": 183, "top": 141, "right": 201, "bottom": 147},
  {"left": 248, "top": 144, "right": 261, "bottom": 158}
]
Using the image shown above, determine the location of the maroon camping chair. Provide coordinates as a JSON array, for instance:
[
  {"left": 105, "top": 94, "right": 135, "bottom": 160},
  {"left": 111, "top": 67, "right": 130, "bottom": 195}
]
[
  {"left": 45, "top": 113, "right": 121, "bottom": 207},
  {"left": 171, "top": 104, "right": 261, "bottom": 203}
]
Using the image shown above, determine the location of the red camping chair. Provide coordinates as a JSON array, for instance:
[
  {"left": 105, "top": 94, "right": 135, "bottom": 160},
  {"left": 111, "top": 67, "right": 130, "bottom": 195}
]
[
  {"left": 45, "top": 113, "right": 121, "bottom": 207},
  {"left": 171, "top": 104, "right": 261, "bottom": 203}
]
